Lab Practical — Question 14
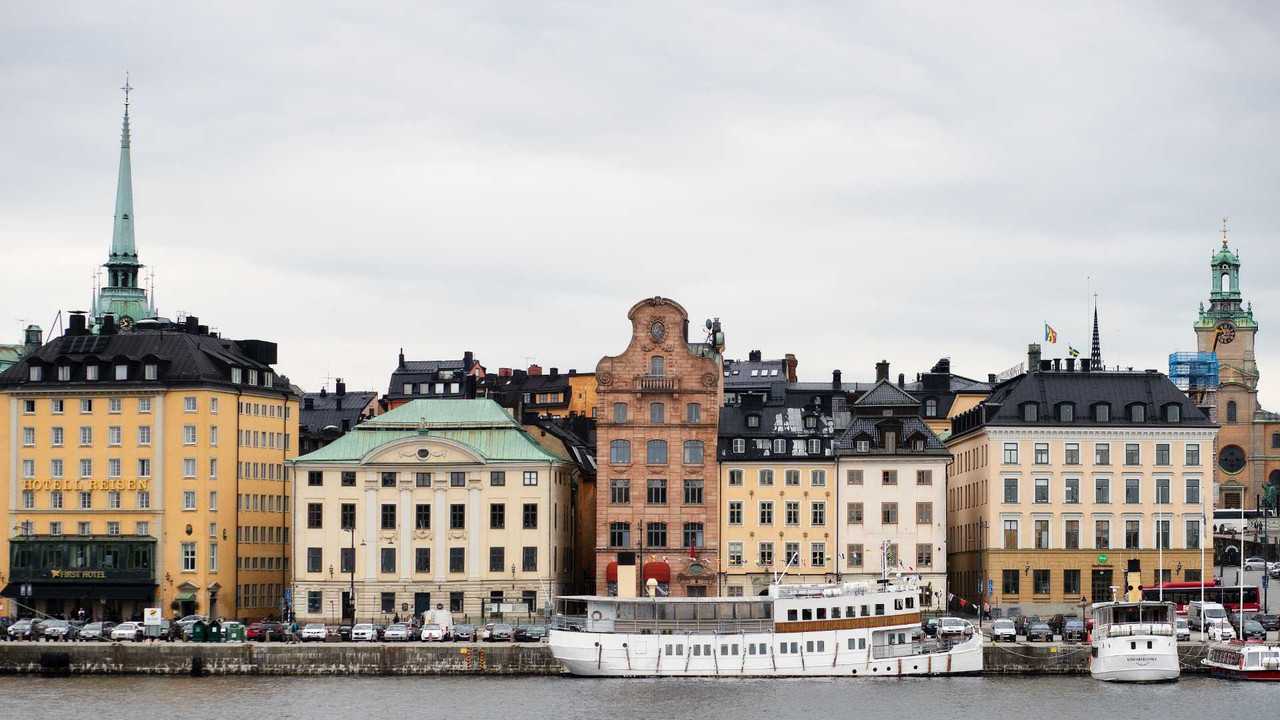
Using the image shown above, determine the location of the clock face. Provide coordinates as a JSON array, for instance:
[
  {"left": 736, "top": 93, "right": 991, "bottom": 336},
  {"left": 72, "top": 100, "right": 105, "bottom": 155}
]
[
  {"left": 649, "top": 320, "right": 666, "bottom": 342},
  {"left": 119, "top": 315, "right": 135, "bottom": 330},
  {"left": 1219, "top": 444, "right": 1246, "bottom": 474},
  {"left": 1216, "top": 321, "right": 1236, "bottom": 344}
]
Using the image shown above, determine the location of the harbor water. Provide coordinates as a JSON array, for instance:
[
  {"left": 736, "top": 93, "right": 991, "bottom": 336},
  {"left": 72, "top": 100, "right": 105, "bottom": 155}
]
[{"left": 0, "top": 674, "right": 1270, "bottom": 720}]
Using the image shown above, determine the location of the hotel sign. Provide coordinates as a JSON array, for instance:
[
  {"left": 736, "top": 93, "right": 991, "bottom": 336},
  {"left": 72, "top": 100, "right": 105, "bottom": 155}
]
[
  {"left": 49, "top": 569, "right": 108, "bottom": 579},
  {"left": 20, "top": 479, "right": 150, "bottom": 492}
]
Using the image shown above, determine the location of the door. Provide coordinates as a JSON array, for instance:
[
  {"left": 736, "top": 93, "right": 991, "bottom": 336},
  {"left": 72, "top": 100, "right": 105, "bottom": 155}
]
[
  {"left": 342, "top": 592, "right": 353, "bottom": 622},
  {"left": 414, "top": 592, "right": 430, "bottom": 618},
  {"left": 1090, "top": 569, "right": 1113, "bottom": 604}
]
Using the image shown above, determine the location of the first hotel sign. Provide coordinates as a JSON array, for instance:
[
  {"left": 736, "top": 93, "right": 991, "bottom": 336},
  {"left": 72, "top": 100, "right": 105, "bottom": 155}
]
[{"left": 21, "top": 478, "right": 150, "bottom": 492}]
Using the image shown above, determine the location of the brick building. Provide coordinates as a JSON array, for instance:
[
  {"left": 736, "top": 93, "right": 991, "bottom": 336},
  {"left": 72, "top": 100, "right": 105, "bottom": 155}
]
[{"left": 594, "top": 297, "right": 724, "bottom": 597}]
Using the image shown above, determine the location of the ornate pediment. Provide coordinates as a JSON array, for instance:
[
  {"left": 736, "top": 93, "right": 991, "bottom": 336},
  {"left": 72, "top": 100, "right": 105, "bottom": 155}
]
[{"left": 363, "top": 436, "right": 485, "bottom": 465}]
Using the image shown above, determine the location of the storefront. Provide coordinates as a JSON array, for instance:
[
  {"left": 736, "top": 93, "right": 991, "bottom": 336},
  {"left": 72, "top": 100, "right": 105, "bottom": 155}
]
[{"left": 1, "top": 536, "right": 157, "bottom": 621}]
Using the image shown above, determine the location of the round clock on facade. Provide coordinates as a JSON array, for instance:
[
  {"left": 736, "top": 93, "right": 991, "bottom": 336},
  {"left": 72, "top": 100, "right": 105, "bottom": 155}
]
[
  {"left": 1216, "top": 321, "right": 1236, "bottom": 344},
  {"left": 119, "top": 315, "right": 135, "bottom": 330},
  {"left": 1219, "top": 444, "right": 1246, "bottom": 474},
  {"left": 649, "top": 319, "right": 666, "bottom": 342}
]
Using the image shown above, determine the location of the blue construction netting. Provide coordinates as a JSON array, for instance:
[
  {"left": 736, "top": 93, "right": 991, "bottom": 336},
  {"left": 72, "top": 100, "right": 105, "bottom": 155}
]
[{"left": 1168, "top": 352, "right": 1219, "bottom": 391}]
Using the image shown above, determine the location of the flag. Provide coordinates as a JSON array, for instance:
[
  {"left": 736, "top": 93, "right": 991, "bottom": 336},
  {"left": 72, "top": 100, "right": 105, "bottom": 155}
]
[
  {"left": 1044, "top": 323, "right": 1058, "bottom": 343},
  {"left": 1068, "top": 346, "right": 1080, "bottom": 358}
]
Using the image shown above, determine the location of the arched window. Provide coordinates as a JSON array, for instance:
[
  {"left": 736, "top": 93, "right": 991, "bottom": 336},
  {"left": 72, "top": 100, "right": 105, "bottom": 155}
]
[
  {"left": 1222, "top": 272, "right": 1232, "bottom": 293},
  {"left": 609, "top": 440, "right": 631, "bottom": 465},
  {"left": 1227, "top": 400, "right": 1237, "bottom": 423},
  {"left": 649, "top": 356, "right": 665, "bottom": 376},
  {"left": 646, "top": 439, "right": 668, "bottom": 464},
  {"left": 1272, "top": 432, "right": 1280, "bottom": 449}
]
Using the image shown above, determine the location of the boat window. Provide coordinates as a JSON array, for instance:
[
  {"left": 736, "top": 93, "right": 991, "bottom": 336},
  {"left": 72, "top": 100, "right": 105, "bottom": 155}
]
[
  {"left": 889, "top": 634, "right": 898, "bottom": 645},
  {"left": 656, "top": 603, "right": 672, "bottom": 621},
  {"left": 859, "top": 638, "right": 866, "bottom": 649},
  {"left": 848, "top": 638, "right": 856, "bottom": 650},
  {"left": 721, "top": 644, "right": 729, "bottom": 655},
  {"left": 787, "top": 609, "right": 798, "bottom": 621},
  {"left": 847, "top": 605, "right": 856, "bottom": 617},
  {"left": 692, "top": 645, "right": 701, "bottom": 656},
  {"left": 806, "top": 640, "right": 815, "bottom": 652},
  {"left": 635, "top": 603, "right": 655, "bottom": 620},
  {"left": 831, "top": 607, "right": 841, "bottom": 619},
  {"left": 802, "top": 608, "right": 812, "bottom": 621},
  {"left": 862, "top": 605, "right": 870, "bottom": 616},
  {"left": 697, "top": 603, "right": 716, "bottom": 620},
  {"left": 757, "top": 602, "right": 773, "bottom": 619},
  {"left": 816, "top": 608, "right": 827, "bottom": 620},
  {"left": 617, "top": 603, "right": 635, "bottom": 620},
  {"left": 718, "top": 602, "right": 735, "bottom": 619},
  {"left": 758, "top": 643, "right": 767, "bottom": 654},
  {"left": 748, "top": 644, "right": 757, "bottom": 655},
  {"left": 734, "top": 602, "right": 753, "bottom": 619},
  {"left": 894, "top": 599, "right": 903, "bottom": 610},
  {"left": 732, "top": 644, "right": 740, "bottom": 655},
  {"left": 791, "top": 642, "right": 799, "bottom": 653},
  {"left": 875, "top": 604, "right": 885, "bottom": 616},
  {"left": 905, "top": 597, "right": 914, "bottom": 609},
  {"left": 665, "top": 644, "right": 673, "bottom": 656},
  {"left": 676, "top": 645, "right": 683, "bottom": 655},
  {"left": 675, "top": 603, "right": 696, "bottom": 621},
  {"left": 816, "top": 640, "right": 825, "bottom": 652},
  {"left": 779, "top": 643, "right": 788, "bottom": 654}
]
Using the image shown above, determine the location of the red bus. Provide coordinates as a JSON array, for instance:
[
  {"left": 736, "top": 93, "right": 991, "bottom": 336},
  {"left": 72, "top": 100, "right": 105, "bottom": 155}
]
[{"left": 1140, "top": 580, "right": 1261, "bottom": 614}]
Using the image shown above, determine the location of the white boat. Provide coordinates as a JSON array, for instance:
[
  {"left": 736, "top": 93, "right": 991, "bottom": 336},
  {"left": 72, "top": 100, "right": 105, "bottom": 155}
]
[
  {"left": 1088, "top": 600, "right": 1179, "bottom": 682},
  {"left": 548, "top": 575, "right": 983, "bottom": 677},
  {"left": 1203, "top": 642, "right": 1280, "bottom": 681}
]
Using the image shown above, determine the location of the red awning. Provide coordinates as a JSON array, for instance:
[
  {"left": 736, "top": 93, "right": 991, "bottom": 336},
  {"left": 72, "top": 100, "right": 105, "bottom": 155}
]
[
  {"left": 642, "top": 561, "right": 671, "bottom": 583},
  {"left": 605, "top": 561, "right": 618, "bottom": 582}
]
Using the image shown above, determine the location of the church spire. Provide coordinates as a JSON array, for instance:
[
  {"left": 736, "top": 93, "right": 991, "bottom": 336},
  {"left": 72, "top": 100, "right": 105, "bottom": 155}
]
[
  {"left": 109, "top": 74, "right": 137, "bottom": 265},
  {"left": 1090, "top": 299, "right": 1102, "bottom": 369}
]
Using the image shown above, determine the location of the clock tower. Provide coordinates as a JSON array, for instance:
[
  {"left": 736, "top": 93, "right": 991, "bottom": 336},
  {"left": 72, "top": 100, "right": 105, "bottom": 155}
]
[{"left": 1194, "top": 223, "right": 1262, "bottom": 509}]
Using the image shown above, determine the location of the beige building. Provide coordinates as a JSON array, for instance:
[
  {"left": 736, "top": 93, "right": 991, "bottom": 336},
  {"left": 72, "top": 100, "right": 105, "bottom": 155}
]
[
  {"left": 947, "top": 358, "right": 1216, "bottom": 614},
  {"left": 289, "top": 399, "right": 574, "bottom": 623}
]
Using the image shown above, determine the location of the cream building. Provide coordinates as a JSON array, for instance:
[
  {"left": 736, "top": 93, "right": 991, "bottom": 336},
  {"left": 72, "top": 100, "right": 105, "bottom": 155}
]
[
  {"left": 947, "top": 358, "right": 1216, "bottom": 614},
  {"left": 289, "top": 399, "right": 574, "bottom": 623}
]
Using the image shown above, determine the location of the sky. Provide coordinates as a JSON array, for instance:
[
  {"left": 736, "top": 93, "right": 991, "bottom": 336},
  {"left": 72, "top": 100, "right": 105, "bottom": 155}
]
[{"left": 3, "top": 2, "right": 1279, "bottom": 406}]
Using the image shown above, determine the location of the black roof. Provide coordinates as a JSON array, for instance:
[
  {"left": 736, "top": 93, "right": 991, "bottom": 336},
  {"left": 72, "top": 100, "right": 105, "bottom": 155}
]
[
  {"left": 386, "top": 351, "right": 478, "bottom": 400},
  {"left": 300, "top": 389, "right": 378, "bottom": 435},
  {"left": 835, "top": 415, "right": 949, "bottom": 456}
]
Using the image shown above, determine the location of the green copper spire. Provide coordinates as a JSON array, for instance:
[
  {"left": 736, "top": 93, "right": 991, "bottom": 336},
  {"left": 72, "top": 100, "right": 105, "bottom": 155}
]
[{"left": 110, "top": 75, "right": 137, "bottom": 264}]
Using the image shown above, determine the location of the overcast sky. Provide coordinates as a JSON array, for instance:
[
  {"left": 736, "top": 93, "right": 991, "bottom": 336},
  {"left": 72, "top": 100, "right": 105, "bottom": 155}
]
[{"left": 3, "top": 2, "right": 1279, "bottom": 407}]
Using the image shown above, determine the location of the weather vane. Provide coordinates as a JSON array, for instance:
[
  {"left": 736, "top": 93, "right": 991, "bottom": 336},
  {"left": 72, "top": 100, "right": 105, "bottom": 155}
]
[{"left": 121, "top": 72, "right": 133, "bottom": 111}]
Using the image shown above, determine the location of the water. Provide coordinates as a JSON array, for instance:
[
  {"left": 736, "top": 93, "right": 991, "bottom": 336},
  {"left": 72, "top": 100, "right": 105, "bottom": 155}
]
[{"left": 0, "top": 675, "right": 1268, "bottom": 720}]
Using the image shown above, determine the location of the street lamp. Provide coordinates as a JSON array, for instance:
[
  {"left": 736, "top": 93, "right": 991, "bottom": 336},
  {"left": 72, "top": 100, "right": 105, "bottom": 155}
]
[{"left": 346, "top": 526, "right": 360, "bottom": 624}]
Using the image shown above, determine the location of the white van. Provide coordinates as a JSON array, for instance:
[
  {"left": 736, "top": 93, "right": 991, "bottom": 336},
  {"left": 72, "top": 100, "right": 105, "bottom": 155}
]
[{"left": 1187, "top": 600, "right": 1228, "bottom": 631}]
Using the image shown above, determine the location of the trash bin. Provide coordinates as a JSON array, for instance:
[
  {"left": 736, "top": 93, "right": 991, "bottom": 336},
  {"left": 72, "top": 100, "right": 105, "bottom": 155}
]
[
  {"left": 208, "top": 621, "right": 223, "bottom": 643},
  {"left": 226, "top": 623, "right": 246, "bottom": 642},
  {"left": 192, "top": 620, "right": 208, "bottom": 643}
]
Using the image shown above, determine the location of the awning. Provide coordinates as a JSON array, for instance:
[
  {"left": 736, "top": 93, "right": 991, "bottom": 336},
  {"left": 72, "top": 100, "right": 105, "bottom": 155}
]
[
  {"left": 174, "top": 590, "right": 196, "bottom": 601},
  {"left": 605, "top": 561, "right": 618, "bottom": 583},
  {"left": 1, "top": 582, "right": 156, "bottom": 600},
  {"left": 642, "top": 561, "right": 671, "bottom": 583}
]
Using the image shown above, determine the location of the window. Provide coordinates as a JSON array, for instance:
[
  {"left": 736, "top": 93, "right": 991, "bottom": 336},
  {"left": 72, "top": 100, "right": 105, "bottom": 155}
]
[
  {"left": 773, "top": 438, "right": 787, "bottom": 454},
  {"left": 759, "top": 501, "right": 774, "bottom": 525},
  {"left": 307, "top": 547, "right": 322, "bottom": 573},
  {"left": 1095, "top": 443, "right": 1110, "bottom": 464},
  {"left": 846, "top": 469, "right": 863, "bottom": 485},
  {"left": 728, "top": 469, "right": 743, "bottom": 486},
  {"left": 208, "top": 491, "right": 217, "bottom": 511},
  {"left": 915, "top": 543, "right": 932, "bottom": 568},
  {"left": 1155, "top": 477, "right": 1170, "bottom": 504},
  {"left": 79, "top": 426, "right": 92, "bottom": 446},
  {"left": 881, "top": 502, "right": 898, "bottom": 525},
  {"left": 22, "top": 426, "right": 34, "bottom": 446},
  {"left": 182, "top": 491, "right": 196, "bottom": 510},
  {"left": 1065, "top": 519, "right": 1080, "bottom": 549},
  {"left": 649, "top": 402, "right": 664, "bottom": 424},
  {"left": 682, "top": 522, "right": 704, "bottom": 548},
  {"left": 646, "top": 478, "right": 668, "bottom": 504},
  {"left": 449, "top": 548, "right": 465, "bottom": 573},
  {"left": 182, "top": 425, "right": 196, "bottom": 445},
  {"left": 811, "top": 542, "right": 826, "bottom": 567},
  {"left": 1059, "top": 403, "right": 1074, "bottom": 422},
  {"left": 785, "top": 469, "right": 801, "bottom": 486},
  {"left": 451, "top": 471, "right": 466, "bottom": 487},
  {"left": 758, "top": 469, "right": 774, "bottom": 486},
  {"left": 522, "top": 503, "right": 538, "bottom": 529},
  {"left": 924, "top": 398, "right": 938, "bottom": 417},
  {"left": 308, "top": 471, "right": 323, "bottom": 487},
  {"left": 610, "top": 440, "right": 631, "bottom": 464},
  {"left": 728, "top": 542, "right": 743, "bottom": 566},
  {"left": 1065, "top": 477, "right": 1079, "bottom": 504},
  {"left": 341, "top": 503, "right": 356, "bottom": 530},
  {"left": 1095, "top": 476, "right": 1110, "bottom": 503},
  {"left": 1003, "top": 520, "right": 1018, "bottom": 549},
  {"left": 182, "top": 457, "right": 197, "bottom": 478},
  {"left": 1033, "top": 569, "right": 1050, "bottom": 595},
  {"left": 522, "top": 470, "right": 538, "bottom": 486},
  {"left": 785, "top": 542, "right": 800, "bottom": 565},
  {"left": 1034, "top": 443, "right": 1049, "bottom": 464},
  {"left": 728, "top": 501, "right": 743, "bottom": 525},
  {"left": 746, "top": 414, "right": 760, "bottom": 429},
  {"left": 414, "top": 548, "right": 429, "bottom": 573},
  {"left": 1185, "top": 477, "right": 1201, "bottom": 504},
  {"left": 846, "top": 544, "right": 863, "bottom": 568},
  {"left": 137, "top": 397, "right": 150, "bottom": 413},
  {"left": 646, "top": 440, "right": 668, "bottom": 464},
  {"left": 1165, "top": 404, "right": 1181, "bottom": 422},
  {"left": 416, "top": 504, "right": 431, "bottom": 529},
  {"left": 1186, "top": 519, "right": 1201, "bottom": 549},
  {"left": 646, "top": 522, "right": 667, "bottom": 547},
  {"left": 812, "top": 502, "right": 826, "bottom": 526},
  {"left": 381, "top": 548, "right": 396, "bottom": 573},
  {"left": 1034, "top": 477, "right": 1049, "bottom": 503},
  {"left": 609, "top": 478, "right": 630, "bottom": 504},
  {"left": 80, "top": 398, "right": 93, "bottom": 414},
  {"left": 489, "top": 547, "right": 505, "bottom": 572},
  {"left": 143, "top": 363, "right": 158, "bottom": 380},
  {"left": 381, "top": 471, "right": 397, "bottom": 488},
  {"left": 1022, "top": 403, "right": 1038, "bottom": 422},
  {"left": 1124, "top": 443, "right": 1140, "bottom": 465},
  {"left": 1003, "top": 443, "right": 1018, "bottom": 464},
  {"left": 1095, "top": 520, "right": 1110, "bottom": 549},
  {"left": 137, "top": 458, "right": 151, "bottom": 477},
  {"left": 108, "top": 490, "right": 121, "bottom": 508},
  {"left": 381, "top": 504, "right": 397, "bottom": 530},
  {"left": 22, "top": 490, "right": 34, "bottom": 509},
  {"left": 731, "top": 439, "right": 745, "bottom": 454},
  {"left": 683, "top": 478, "right": 704, "bottom": 504},
  {"left": 1063, "top": 442, "right": 1080, "bottom": 465},
  {"left": 649, "top": 356, "right": 665, "bottom": 376},
  {"left": 450, "top": 504, "right": 465, "bottom": 529},
  {"left": 608, "top": 522, "right": 630, "bottom": 547},
  {"left": 307, "top": 503, "right": 323, "bottom": 529},
  {"left": 1125, "top": 477, "right": 1140, "bottom": 504},
  {"left": 137, "top": 490, "right": 150, "bottom": 509},
  {"left": 686, "top": 403, "right": 701, "bottom": 423},
  {"left": 181, "top": 543, "right": 196, "bottom": 572},
  {"left": 1003, "top": 477, "right": 1018, "bottom": 503},
  {"left": 79, "top": 459, "right": 91, "bottom": 478},
  {"left": 52, "top": 426, "right": 64, "bottom": 446},
  {"left": 1129, "top": 404, "right": 1146, "bottom": 423},
  {"left": 915, "top": 502, "right": 932, "bottom": 524},
  {"left": 1155, "top": 519, "right": 1171, "bottom": 549},
  {"left": 1186, "top": 443, "right": 1200, "bottom": 466},
  {"left": 487, "top": 471, "right": 504, "bottom": 487},
  {"left": 1125, "top": 520, "right": 1140, "bottom": 549},
  {"left": 137, "top": 425, "right": 151, "bottom": 445},
  {"left": 1002, "top": 569, "right": 1020, "bottom": 595},
  {"left": 846, "top": 502, "right": 863, "bottom": 524},
  {"left": 1034, "top": 519, "right": 1050, "bottom": 549},
  {"left": 882, "top": 470, "right": 897, "bottom": 485}
]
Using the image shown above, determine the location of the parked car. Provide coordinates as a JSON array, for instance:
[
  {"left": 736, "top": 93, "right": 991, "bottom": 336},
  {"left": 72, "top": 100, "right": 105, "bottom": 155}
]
[
  {"left": 486, "top": 623, "right": 514, "bottom": 642},
  {"left": 1062, "top": 618, "right": 1086, "bottom": 643},
  {"left": 1229, "top": 614, "right": 1267, "bottom": 641},
  {"left": 7, "top": 619, "right": 41, "bottom": 640},
  {"left": 111, "top": 622, "right": 144, "bottom": 642},
  {"left": 338, "top": 625, "right": 353, "bottom": 641},
  {"left": 1188, "top": 601, "right": 1228, "bottom": 631},
  {"left": 1270, "top": 565, "right": 1280, "bottom": 579},
  {"left": 514, "top": 625, "right": 548, "bottom": 642},
  {"left": 77, "top": 621, "right": 115, "bottom": 641},
  {"left": 920, "top": 618, "right": 940, "bottom": 638},
  {"left": 990, "top": 619, "right": 1017, "bottom": 643},
  {"left": 1243, "top": 557, "right": 1268, "bottom": 571},
  {"left": 1252, "top": 613, "right": 1280, "bottom": 631},
  {"left": 384, "top": 624, "right": 412, "bottom": 642},
  {"left": 1207, "top": 620, "right": 1237, "bottom": 641},
  {"left": 420, "top": 623, "right": 447, "bottom": 642},
  {"left": 937, "top": 617, "right": 970, "bottom": 639},
  {"left": 479, "top": 623, "right": 496, "bottom": 641},
  {"left": 1175, "top": 618, "right": 1191, "bottom": 641},
  {"left": 351, "top": 623, "right": 378, "bottom": 642},
  {"left": 1015, "top": 614, "right": 1042, "bottom": 637},
  {"left": 246, "top": 622, "right": 286, "bottom": 642},
  {"left": 300, "top": 623, "right": 328, "bottom": 642},
  {"left": 1050, "top": 614, "right": 1079, "bottom": 636},
  {"left": 1026, "top": 622, "right": 1054, "bottom": 642},
  {"left": 452, "top": 624, "right": 477, "bottom": 642}
]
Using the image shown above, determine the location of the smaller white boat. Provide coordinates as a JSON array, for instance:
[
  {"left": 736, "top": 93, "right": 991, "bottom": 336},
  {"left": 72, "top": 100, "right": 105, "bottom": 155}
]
[
  {"left": 1088, "top": 600, "right": 1179, "bottom": 682},
  {"left": 1203, "top": 642, "right": 1280, "bottom": 681}
]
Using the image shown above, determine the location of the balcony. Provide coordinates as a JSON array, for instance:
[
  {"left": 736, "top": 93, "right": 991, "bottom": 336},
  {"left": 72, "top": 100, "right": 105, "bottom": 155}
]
[{"left": 634, "top": 374, "right": 678, "bottom": 393}]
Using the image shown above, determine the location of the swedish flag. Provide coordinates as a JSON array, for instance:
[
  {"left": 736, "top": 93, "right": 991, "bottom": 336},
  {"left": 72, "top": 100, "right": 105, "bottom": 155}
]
[{"left": 1068, "top": 346, "right": 1080, "bottom": 358}]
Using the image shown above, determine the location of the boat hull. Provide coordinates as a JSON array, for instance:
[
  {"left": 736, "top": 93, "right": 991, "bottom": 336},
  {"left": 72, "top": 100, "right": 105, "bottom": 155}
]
[
  {"left": 549, "top": 629, "right": 984, "bottom": 678},
  {"left": 1090, "top": 639, "right": 1180, "bottom": 682},
  {"left": 1206, "top": 666, "right": 1280, "bottom": 681}
]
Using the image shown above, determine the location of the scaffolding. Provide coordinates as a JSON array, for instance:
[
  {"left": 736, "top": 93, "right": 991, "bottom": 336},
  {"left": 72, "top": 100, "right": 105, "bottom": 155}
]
[{"left": 1168, "top": 352, "right": 1220, "bottom": 391}]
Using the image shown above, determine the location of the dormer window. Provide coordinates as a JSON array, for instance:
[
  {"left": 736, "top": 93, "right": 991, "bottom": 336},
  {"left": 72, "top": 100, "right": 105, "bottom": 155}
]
[
  {"left": 746, "top": 414, "right": 761, "bottom": 429},
  {"left": 856, "top": 439, "right": 870, "bottom": 452},
  {"left": 772, "top": 438, "right": 786, "bottom": 454},
  {"left": 1057, "top": 403, "right": 1074, "bottom": 422},
  {"left": 57, "top": 366, "right": 71, "bottom": 381},
  {"left": 912, "top": 438, "right": 925, "bottom": 451},
  {"left": 86, "top": 365, "right": 99, "bottom": 381},
  {"left": 1021, "top": 403, "right": 1038, "bottom": 422},
  {"left": 404, "top": 383, "right": 413, "bottom": 395},
  {"left": 1164, "top": 404, "right": 1182, "bottom": 423},
  {"left": 114, "top": 364, "right": 128, "bottom": 381},
  {"left": 28, "top": 365, "right": 43, "bottom": 382},
  {"left": 248, "top": 369, "right": 259, "bottom": 386},
  {"left": 231, "top": 367, "right": 243, "bottom": 384},
  {"left": 1128, "top": 403, "right": 1146, "bottom": 423},
  {"left": 1093, "top": 403, "right": 1110, "bottom": 422},
  {"left": 265, "top": 371, "right": 274, "bottom": 387},
  {"left": 924, "top": 398, "right": 938, "bottom": 417},
  {"left": 883, "top": 431, "right": 897, "bottom": 449},
  {"left": 144, "top": 364, "right": 158, "bottom": 380},
  {"left": 804, "top": 415, "right": 817, "bottom": 430},
  {"left": 732, "top": 438, "right": 745, "bottom": 453}
]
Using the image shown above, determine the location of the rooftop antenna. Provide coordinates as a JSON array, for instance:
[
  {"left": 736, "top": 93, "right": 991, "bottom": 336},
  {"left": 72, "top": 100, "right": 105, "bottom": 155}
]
[{"left": 1221, "top": 216, "right": 1229, "bottom": 249}]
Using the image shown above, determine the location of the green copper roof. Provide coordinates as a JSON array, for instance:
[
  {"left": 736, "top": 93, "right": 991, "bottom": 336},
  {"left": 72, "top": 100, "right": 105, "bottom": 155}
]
[
  {"left": 110, "top": 98, "right": 138, "bottom": 265},
  {"left": 293, "top": 399, "right": 566, "bottom": 464}
]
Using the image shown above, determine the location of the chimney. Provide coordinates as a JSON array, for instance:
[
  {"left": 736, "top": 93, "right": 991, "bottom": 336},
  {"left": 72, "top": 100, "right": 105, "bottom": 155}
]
[
  {"left": 1066, "top": 358, "right": 1076, "bottom": 372},
  {"left": 398, "top": 348, "right": 406, "bottom": 369},
  {"left": 336, "top": 378, "right": 346, "bottom": 396},
  {"left": 67, "top": 311, "right": 87, "bottom": 336},
  {"left": 550, "top": 367, "right": 559, "bottom": 378},
  {"left": 748, "top": 350, "right": 762, "bottom": 363},
  {"left": 897, "top": 372, "right": 905, "bottom": 388},
  {"left": 319, "top": 386, "right": 327, "bottom": 397},
  {"left": 875, "top": 360, "right": 890, "bottom": 383},
  {"left": 499, "top": 367, "right": 512, "bottom": 378},
  {"left": 1027, "top": 343, "right": 1041, "bottom": 372},
  {"left": 464, "top": 351, "right": 474, "bottom": 372},
  {"left": 1081, "top": 359, "right": 1091, "bottom": 373},
  {"left": 1053, "top": 358, "right": 1061, "bottom": 371},
  {"left": 23, "top": 325, "right": 42, "bottom": 352},
  {"left": 987, "top": 373, "right": 996, "bottom": 383},
  {"left": 185, "top": 315, "right": 199, "bottom": 334},
  {"left": 832, "top": 369, "right": 842, "bottom": 389},
  {"left": 528, "top": 364, "right": 542, "bottom": 376},
  {"left": 197, "top": 325, "right": 208, "bottom": 335},
  {"left": 1040, "top": 360, "right": 1053, "bottom": 371},
  {"left": 785, "top": 353, "right": 798, "bottom": 383},
  {"left": 568, "top": 369, "right": 577, "bottom": 376},
  {"left": 100, "top": 314, "right": 117, "bottom": 335}
]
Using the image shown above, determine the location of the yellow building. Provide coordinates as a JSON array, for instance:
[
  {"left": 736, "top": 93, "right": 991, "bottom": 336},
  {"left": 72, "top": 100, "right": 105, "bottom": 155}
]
[{"left": 1, "top": 312, "right": 297, "bottom": 622}]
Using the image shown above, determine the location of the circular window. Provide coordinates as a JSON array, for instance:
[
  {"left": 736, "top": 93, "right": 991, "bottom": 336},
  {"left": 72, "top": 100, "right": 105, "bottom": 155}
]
[
  {"left": 591, "top": 610, "right": 603, "bottom": 621},
  {"left": 1219, "top": 445, "right": 1246, "bottom": 474},
  {"left": 416, "top": 448, "right": 430, "bottom": 459}
]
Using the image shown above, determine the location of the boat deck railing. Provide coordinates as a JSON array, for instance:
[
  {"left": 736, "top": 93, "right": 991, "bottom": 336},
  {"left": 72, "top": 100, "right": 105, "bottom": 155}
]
[
  {"left": 550, "top": 615, "right": 773, "bottom": 634},
  {"left": 1099, "top": 622, "right": 1173, "bottom": 638},
  {"left": 870, "top": 637, "right": 966, "bottom": 660}
]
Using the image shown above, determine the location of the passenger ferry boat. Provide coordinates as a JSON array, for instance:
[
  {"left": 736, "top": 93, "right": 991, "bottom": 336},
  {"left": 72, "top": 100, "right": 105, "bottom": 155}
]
[
  {"left": 1203, "top": 642, "right": 1280, "bottom": 681},
  {"left": 1088, "top": 600, "right": 1179, "bottom": 682},
  {"left": 548, "top": 574, "right": 982, "bottom": 677}
]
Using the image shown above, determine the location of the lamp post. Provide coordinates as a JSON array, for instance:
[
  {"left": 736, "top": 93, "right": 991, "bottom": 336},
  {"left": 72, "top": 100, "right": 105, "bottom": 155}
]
[
  {"left": 346, "top": 526, "right": 360, "bottom": 624},
  {"left": 977, "top": 519, "right": 988, "bottom": 629}
]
